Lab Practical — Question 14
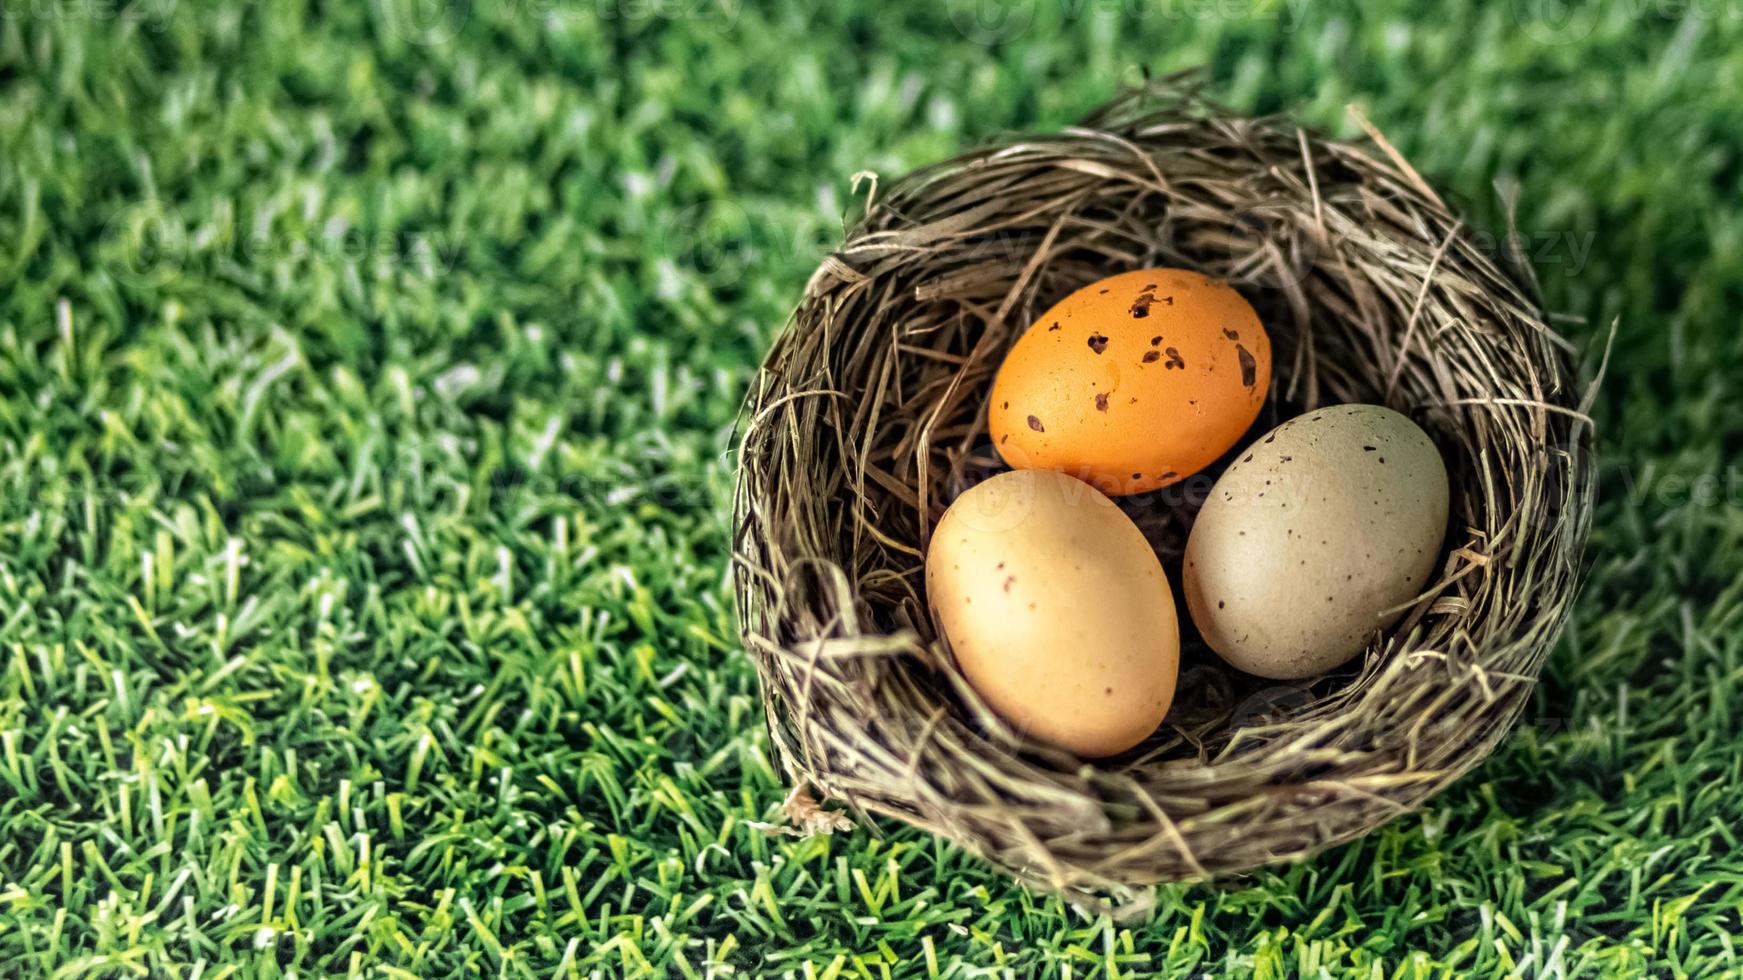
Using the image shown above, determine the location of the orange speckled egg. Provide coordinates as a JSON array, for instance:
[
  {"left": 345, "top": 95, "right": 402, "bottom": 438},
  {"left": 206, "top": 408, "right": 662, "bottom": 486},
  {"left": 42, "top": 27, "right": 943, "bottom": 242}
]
[{"left": 988, "top": 268, "right": 1271, "bottom": 495}]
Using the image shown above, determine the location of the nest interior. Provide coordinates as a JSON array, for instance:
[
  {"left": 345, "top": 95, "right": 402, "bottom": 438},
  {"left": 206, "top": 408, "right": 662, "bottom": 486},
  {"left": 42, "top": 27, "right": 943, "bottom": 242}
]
[{"left": 732, "top": 77, "right": 1596, "bottom": 901}]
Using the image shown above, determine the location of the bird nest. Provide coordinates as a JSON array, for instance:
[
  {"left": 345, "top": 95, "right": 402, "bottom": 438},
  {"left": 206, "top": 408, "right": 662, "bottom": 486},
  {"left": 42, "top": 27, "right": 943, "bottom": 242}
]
[{"left": 731, "top": 75, "right": 1595, "bottom": 904}]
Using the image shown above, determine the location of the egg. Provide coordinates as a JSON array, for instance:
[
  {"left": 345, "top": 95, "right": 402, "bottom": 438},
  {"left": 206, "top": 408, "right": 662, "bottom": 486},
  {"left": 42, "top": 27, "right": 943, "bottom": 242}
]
[
  {"left": 1183, "top": 405, "right": 1451, "bottom": 680},
  {"left": 989, "top": 268, "right": 1271, "bottom": 496},
  {"left": 926, "top": 469, "right": 1179, "bottom": 756}
]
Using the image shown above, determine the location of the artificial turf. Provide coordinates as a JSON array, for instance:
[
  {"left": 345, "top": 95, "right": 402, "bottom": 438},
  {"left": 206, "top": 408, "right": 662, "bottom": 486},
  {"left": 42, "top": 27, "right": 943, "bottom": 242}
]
[{"left": 2, "top": 0, "right": 1742, "bottom": 976}]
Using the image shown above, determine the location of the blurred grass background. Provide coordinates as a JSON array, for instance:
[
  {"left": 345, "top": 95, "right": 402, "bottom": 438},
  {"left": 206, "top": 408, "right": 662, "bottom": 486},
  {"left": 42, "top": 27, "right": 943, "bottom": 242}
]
[{"left": 2, "top": 0, "right": 1741, "bottom": 975}]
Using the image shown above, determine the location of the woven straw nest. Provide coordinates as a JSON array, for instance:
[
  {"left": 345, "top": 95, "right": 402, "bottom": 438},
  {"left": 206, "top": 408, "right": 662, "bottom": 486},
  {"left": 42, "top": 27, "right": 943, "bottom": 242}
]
[{"left": 732, "top": 75, "right": 1596, "bottom": 905}]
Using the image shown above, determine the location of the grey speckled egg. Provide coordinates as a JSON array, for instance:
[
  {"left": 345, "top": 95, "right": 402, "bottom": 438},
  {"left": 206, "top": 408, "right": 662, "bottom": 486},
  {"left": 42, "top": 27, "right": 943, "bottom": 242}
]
[{"left": 1183, "top": 404, "right": 1451, "bottom": 679}]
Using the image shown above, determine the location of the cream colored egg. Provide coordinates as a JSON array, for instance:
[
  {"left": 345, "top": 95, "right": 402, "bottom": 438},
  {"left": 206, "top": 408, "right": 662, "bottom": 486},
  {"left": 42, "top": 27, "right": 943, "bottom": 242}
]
[
  {"left": 1183, "top": 404, "right": 1451, "bottom": 680},
  {"left": 926, "top": 469, "right": 1179, "bottom": 757}
]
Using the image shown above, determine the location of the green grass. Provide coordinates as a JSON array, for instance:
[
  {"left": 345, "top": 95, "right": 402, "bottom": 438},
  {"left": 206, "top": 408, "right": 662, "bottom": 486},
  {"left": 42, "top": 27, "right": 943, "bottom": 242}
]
[{"left": 1, "top": 0, "right": 1742, "bottom": 976}]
